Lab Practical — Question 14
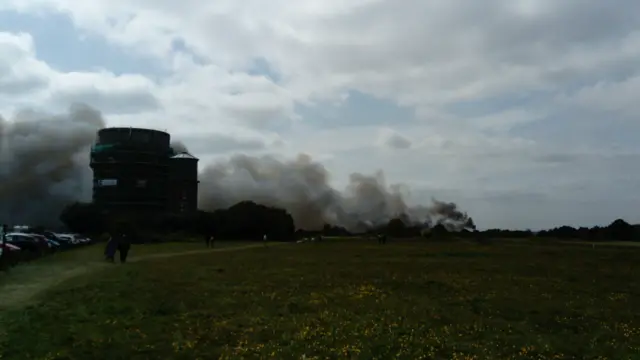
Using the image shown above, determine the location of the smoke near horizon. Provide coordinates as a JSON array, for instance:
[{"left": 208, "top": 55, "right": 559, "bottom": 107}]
[
  {"left": 0, "top": 104, "right": 104, "bottom": 226},
  {"left": 198, "top": 153, "right": 474, "bottom": 232},
  {"left": 170, "top": 141, "right": 189, "bottom": 154},
  {"left": 0, "top": 104, "right": 474, "bottom": 231}
]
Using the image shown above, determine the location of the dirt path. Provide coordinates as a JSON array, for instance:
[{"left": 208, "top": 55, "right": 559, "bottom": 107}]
[{"left": 0, "top": 242, "right": 282, "bottom": 311}]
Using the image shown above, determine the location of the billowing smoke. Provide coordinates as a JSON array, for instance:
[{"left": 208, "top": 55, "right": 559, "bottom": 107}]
[
  {"left": 170, "top": 141, "right": 188, "bottom": 154},
  {"left": 426, "top": 199, "right": 476, "bottom": 232},
  {"left": 1, "top": 104, "right": 473, "bottom": 232},
  {"left": 198, "top": 153, "right": 474, "bottom": 232},
  {"left": 0, "top": 104, "right": 104, "bottom": 226}
]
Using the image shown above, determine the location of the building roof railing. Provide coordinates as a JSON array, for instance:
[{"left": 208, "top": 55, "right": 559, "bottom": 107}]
[{"left": 170, "top": 152, "right": 199, "bottom": 160}]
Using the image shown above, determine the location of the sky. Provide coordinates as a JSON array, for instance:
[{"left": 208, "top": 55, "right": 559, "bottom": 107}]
[{"left": 1, "top": 0, "right": 639, "bottom": 230}]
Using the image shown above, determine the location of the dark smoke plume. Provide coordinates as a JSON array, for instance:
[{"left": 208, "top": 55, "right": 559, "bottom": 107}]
[
  {"left": 426, "top": 199, "right": 476, "bottom": 231},
  {"left": 0, "top": 104, "right": 104, "bottom": 226},
  {"left": 1, "top": 105, "right": 473, "bottom": 232},
  {"left": 197, "top": 153, "right": 474, "bottom": 232},
  {"left": 170, "top": 141, "right": 188, "bottom": 154}
]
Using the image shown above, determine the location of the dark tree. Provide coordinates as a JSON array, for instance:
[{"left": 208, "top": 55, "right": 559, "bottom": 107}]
[
  {"left": 322, "top": 224, "right": 351, "bottom": 237},
  {"left": 386, "top": 218, "right": 407, "bottom": 237},
  {"left": 59, "top": 202, "right": 106, "bottom": 234},
  {"left": 207, "top": 201, "right": 295, "bottom": 241},
  {"left": 431, "top": 223, "right": 449, "bottom": 238},
  {"left": 464, "top": 217, "right": 476, "bottom": 231},
  {"left": 605, "top": 219, "right": 635, "bottom": 241}
]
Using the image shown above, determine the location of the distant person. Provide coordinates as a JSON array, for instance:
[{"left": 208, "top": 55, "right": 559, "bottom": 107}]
[
  {"left": 205, "top": 234, "right": 211, "bottom": 248},
  {"left": 118, "top": 231, "right": 131, "bottom": 263},
  {"left": 104, "top": 233, "right": 117, "bottom": 263},
  {"left": 377, "top": 234, "right": 387, "bottom": 244},
  {"left": 263, "top": 234, "right": 268, "bottom": 247},
  {"left": 0, "top": 224, "right": 7, "bottom": 270},
  {"left": 210, "top": 235, "right": 215, "bottom": 248}
]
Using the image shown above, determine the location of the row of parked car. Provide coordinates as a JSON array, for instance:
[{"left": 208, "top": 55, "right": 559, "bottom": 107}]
[{"left": 0, "top": 230, "right": 93, "bottom": 267}]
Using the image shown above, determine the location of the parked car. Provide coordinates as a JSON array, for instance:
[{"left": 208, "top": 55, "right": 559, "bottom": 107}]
[
  {"left": 4, "top": 233, "right": 48, "bottom": 262},
  {"left": 46, "top": 238, "right": 61, "bottom": 247},
  {"left": 1, "top": 242, "right": 21, "bottom": 252},
  {"left": 28, "top": 234, "right": 57, "bottom": 252},
  {"left": 39, "top": 236, "right": 61, "bottom": 252},
  {"left": 42, "top": 232, "right": 72, "bottom": 249},
  {"left": 5, "top": 233, "right": 42, "bottom": 253},
  {"left": 0, "top": 242, "right": 21, "bottom": 267},
  {"left": 56, "top": 233, "right": 92, "bottom": 245},
  {"left": 54, "top": 234, "right": 80, "bottom": 246},
  {"left": 73, "top": 234, "right": 93, "bottom": 244}
]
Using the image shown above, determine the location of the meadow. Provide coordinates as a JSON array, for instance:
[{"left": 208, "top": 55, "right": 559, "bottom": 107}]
[{"left": 1, "top": 239, "right": 639, "bottom": 359}]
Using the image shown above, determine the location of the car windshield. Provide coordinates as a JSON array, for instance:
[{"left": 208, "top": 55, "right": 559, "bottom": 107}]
[{"left": 8, "top": 235, "right": 32, "bottom": 241}]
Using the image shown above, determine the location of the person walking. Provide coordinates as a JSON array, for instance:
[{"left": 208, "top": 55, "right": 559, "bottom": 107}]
[
  {"left": 117, "top": 230, "right": 131, "bottom": 263},
  {"left": 205, "top": 233, "right": 211, "bottom": 248},
  {"left": 104, "top": 232, "right": 118, "bottom": 263},
  {"left": 0, "top": 224, "right": 7, "bottom": 271},
  {"left": 263, "top": 233, "right": 268, "bottom": 247},
  {"left": 210, "top": 235, "right": 215, "bottom": 248},
  {"left": 377, "top": 234, "right": 387, "bottom": 245}
]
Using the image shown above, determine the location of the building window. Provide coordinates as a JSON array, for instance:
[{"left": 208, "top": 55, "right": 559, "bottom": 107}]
[{"left": 98, "top": 179, "right": 118, "bottom": 187}]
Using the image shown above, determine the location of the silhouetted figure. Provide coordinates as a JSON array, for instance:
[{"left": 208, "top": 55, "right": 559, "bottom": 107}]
[
  {"left": 263, "top": 234, "right": 268, "bottom": 247},
  {"left": 104, "top": 233, "right": 117, "bottom": 263},
  {"left": 377, "top": 234, "right": 387, "bottom": 244},
  {"left": 118, "top": 232, "right": 131, "bottom": 263},
  {"left": 0, "top": 224, "right": 7, "bottom": 270},
  {"left": 205, "top": 234, "right": 211, "bottom": 248},
  {"left": 210, "top": 235, "right": 215, "bottom": 248}
]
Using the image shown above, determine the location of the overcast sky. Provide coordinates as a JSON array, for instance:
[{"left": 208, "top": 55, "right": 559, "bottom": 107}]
[{"left": 1, "top": 0, "right": 639, "bottom": 230}]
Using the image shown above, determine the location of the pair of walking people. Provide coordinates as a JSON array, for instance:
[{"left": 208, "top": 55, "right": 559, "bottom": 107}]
[
  {"left": 105, "top": 230, "right": 131, "bottom": 263},
  {"left": 377, "top": 234, "right": 387, "bottom": 244}
]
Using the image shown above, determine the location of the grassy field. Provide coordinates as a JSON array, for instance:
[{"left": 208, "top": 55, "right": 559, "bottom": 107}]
[
  {"left": 1, "top": 239, "right": 639, "bottom": 359},
  {"left": 0, "top": 242, "right": 230, "bottom": 288},
  {"left": 0, "top": 241, "right": 253, "bottom": 311}
]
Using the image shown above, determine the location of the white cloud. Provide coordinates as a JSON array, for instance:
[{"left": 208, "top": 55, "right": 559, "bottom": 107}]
[
  {"left": 8, "top": 1, "right": 640, "bottom": 120},
  {"left": 0, "top": 31, "right": 162, "bottom": 116},
  {"left": 50, "top": 71, "right": 160, "bottom": 114},
  {"left": 1, "top": 1, "right": 640, "bottom": 228},
  {"left": 0, "top": 32, "right": 50, "bottom": 98},
  {"left": 217, "top": 91, "right": 295, "bottom": 129},
  {"left": 556, "top": 75, "right": 640, "bottom": 117}
]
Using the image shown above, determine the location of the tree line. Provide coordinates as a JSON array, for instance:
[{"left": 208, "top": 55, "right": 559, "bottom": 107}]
[
  {"left": 59, "top": 201, "right": 296, "bottom": 243},
  {"left": 58, "top": 201, "right": 639, "bottom": 243}
]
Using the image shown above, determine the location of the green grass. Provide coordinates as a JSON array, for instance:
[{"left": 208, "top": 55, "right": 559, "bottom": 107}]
[
  {"left": 1, "top": 239, "right": 639, "bottom": 359},
  {"left": 0, "top": 242, "right": 235, "bottom": 287},
  {"left": 0, "top": 241, "right": 254, "bottom": 311}
]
